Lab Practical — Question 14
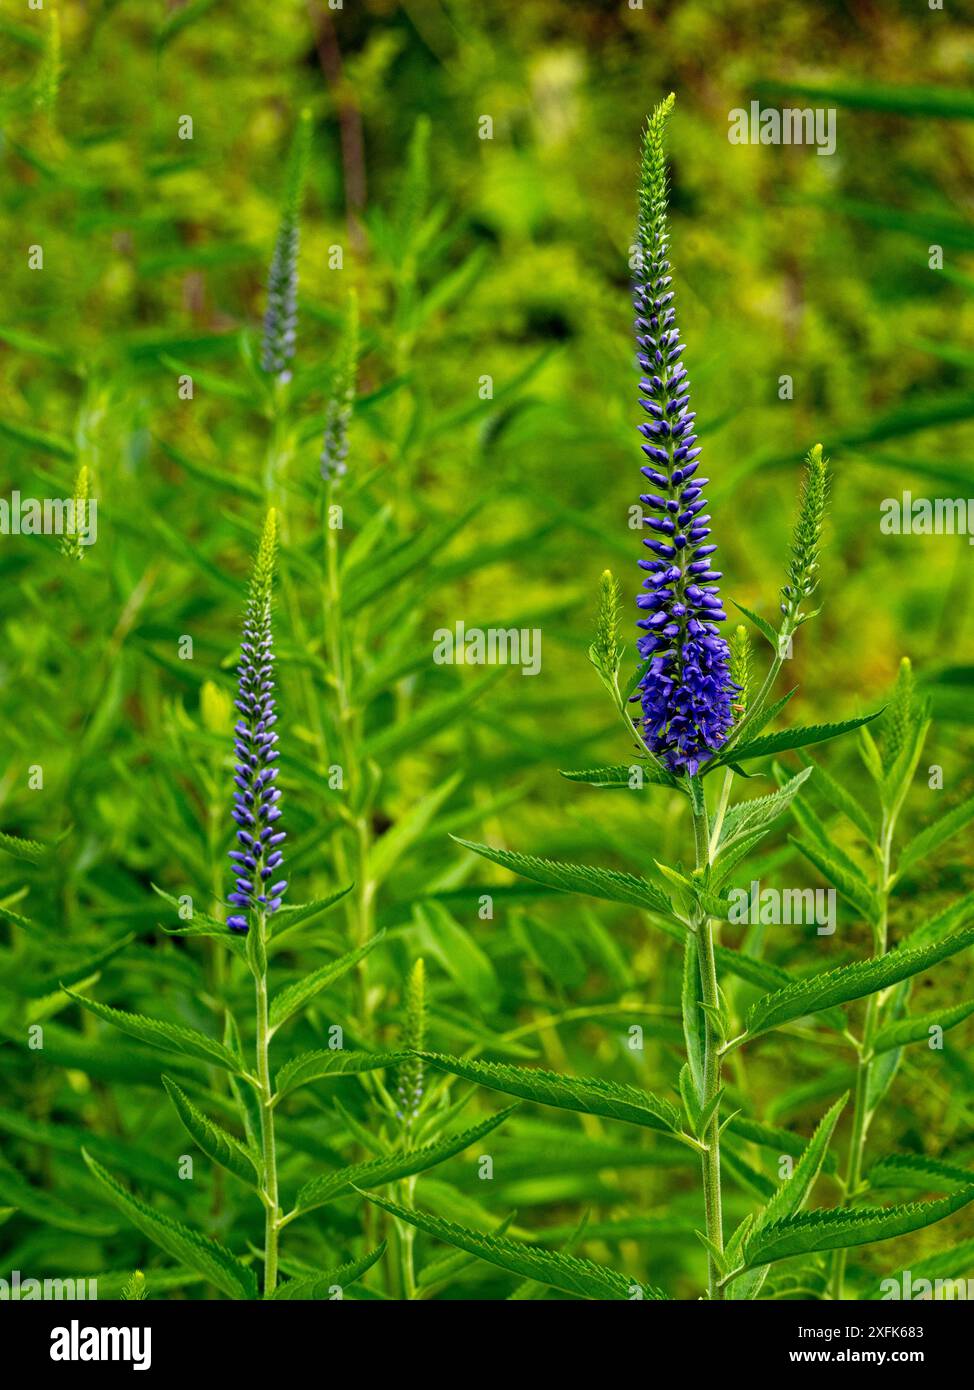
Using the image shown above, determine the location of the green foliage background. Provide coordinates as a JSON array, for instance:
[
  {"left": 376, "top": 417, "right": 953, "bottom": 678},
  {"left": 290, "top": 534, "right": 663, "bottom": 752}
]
[{"left": 0, "top": 0, "right": 972, "bottom": 1300}]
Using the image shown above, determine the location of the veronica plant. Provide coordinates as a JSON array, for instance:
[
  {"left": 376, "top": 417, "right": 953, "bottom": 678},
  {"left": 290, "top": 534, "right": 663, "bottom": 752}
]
[
  {"left": 38, "top": 509, "right": 521, "bottom": 1300},
  {"left": 405, "top": 95, "right": 974, "bottom": 1301}
]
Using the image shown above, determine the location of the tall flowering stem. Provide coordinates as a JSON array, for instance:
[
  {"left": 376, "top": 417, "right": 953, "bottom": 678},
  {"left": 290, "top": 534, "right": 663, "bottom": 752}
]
[
  {"left": 261, "top": 109, "right": 311, "bottom": 382},
  {"left": 318, "top": 306, "right": 378, "bottom": 1032},
  {"left": 226, "top": 510, "right": 285, "bottom": 1294},
  {"left": 633, "top": 95, "right": 736, "bottom": 778},
  {"left": 633, "top": 95, "right": 730, "bottom": 1296}
]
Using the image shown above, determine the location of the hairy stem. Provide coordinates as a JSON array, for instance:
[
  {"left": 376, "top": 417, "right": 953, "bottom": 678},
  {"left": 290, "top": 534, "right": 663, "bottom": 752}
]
[
  {"left": 692, "top": 795, "right": 725, "bottom": 1299},
  {"left": 254, "top": 911, "right": 280, "bottom": 1295}
]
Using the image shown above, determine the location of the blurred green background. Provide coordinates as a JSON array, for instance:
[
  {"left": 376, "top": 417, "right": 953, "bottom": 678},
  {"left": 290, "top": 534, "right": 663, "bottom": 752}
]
[{"left": 0, "top": 0, "right": 972, "bottom": 1299}]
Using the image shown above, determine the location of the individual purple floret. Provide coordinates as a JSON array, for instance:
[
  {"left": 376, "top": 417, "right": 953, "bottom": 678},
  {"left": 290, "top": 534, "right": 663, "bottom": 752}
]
[
  {"left": 632, "top": 96, "right": 737, "bottom": 776},
  {"left": 226, "top": 512, "right": 287, "bottom": 933}
]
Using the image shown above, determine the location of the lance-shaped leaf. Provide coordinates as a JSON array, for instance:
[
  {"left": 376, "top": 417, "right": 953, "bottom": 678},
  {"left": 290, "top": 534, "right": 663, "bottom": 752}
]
[
  {"left": 896, "top": 793, "right": 974, "bottom": 878},
  {"left": 730, "top": 599, "right": 779, "bottom": 650},
  {"left": 153, "top": 886, "right": 248, "bottom": 958},
  {"left": 294, "top": 1106, "right": 516, "bottom": 1216},
  {"left": 866, "top": 1154, "right": 974, "bottom": 1193},
  {"left": 268, "top": 884, "right": 354, "bottom": 945},
  {"left": 754, "top": 1094, "right": 848, "bottom": 1233},
  {"left": 419, "top": 1053, "right": 686, "bottom": 1139},
  {"left": 715, "top": 768, "right": 813, "bottom": 855},
  {"left": 742, "top": 923, "right": 974, "bottom": 1040},
  {"left": 65, "top": 989, "right": 248, "bottom": 1075},
  {"left": 0, "top": 828, "right": 46, "bottom": 864},
  {"left": 789, "top": 835, "right": 879, "bottom": 922},
  {"left": 452, "top": 839, "right": 672, "bottom": 917},
  {"left": 714, "top": 711, "right": 883, "bottom": 766},
  {"left": 725, "top": 1114, "right": 838, "bottom": 1170},
  {"left": 872, "top": 998, "right": 974, "bottom": 1054},
  {"left": 83, "top": 1150, "right": 258, "bottom": 1300},
  {"left": 743, "top": 1187, "right": 974, "bottom": 1268},
  {"left": 796, "top": 749, "right": 875, "bottom": 840},
  {"left": 361, "top": 1191, "right": 667, "bottom": 1300},
  {"left": 273, "top": 1049, "right": 408, "bottom": 1103},
  {"left": 728, "top": 1095, "right": 847, "bottom": 1290},
  {"left": 0, "top": 1153, "right": 116, "bottom": 1236},
  {"left": 269, "top": 933, "right": 384, "bottom": 1032},
  {"left": 162, "top": 1077, "right": 259, "bottom": 1187},
  {"left": 268, "top": 1243, "right": 386, "bottom": 1300},
  {"left": 559, "top": 763, "right": 679, "bottom": 790}
]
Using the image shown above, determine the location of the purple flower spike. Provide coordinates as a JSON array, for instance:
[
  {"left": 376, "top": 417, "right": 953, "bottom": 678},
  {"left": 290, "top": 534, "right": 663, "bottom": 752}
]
[
  {"left": 226, "top": 511, "right": 287, "bottom": 932},
  {"left": 631, "top": 96, "right": 737, "bottom": 776}
]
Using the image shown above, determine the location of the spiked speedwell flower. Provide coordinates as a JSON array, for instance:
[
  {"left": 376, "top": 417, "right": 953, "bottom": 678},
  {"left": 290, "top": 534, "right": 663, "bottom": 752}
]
[
  {"left": 261, "top": 110, "right": 311, "bottom": 380},
  {"left": 226, "top": 511, "right": 287, "bottom": 932},
  {"left": 632, "top": 95, "right": 736, "bottom": 775}
]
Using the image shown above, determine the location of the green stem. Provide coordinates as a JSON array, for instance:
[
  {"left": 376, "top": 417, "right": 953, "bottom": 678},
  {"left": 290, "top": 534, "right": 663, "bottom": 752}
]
[
  {"left": 398, "top": 1174, "right": 418, "bottom": 1299},
  {"left": 692, "top": 795, "right": 725, "bottom": 1299},
  {"left": 830, "top": 813, "right": 893, "bottom": 1300},
  {"left": 322, "top": 486, "right": 378, "bottom": 1032},
  {"left": 254, "top": 911, "right": 280, "bottom": 1295}
]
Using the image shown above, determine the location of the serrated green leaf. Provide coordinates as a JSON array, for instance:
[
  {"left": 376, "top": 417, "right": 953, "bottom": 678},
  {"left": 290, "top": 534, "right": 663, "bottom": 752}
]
[
  {"left": 754, "top": 1094, "right": 847, "bottom": 1235},
  {"left": 451, "top": 839, "right": 673, "bottom": 917},
  {"left": 789, "top": 834, "right": 879, "bottom": 922},
  {"left": 269, "top": 933, "right": 385, "bottom": 1032},
  {"left": 796, "top": 749, "right": 875, "bottom": 840},
  {"left": 82, "top": 1150, "right": 257, "bottom": 1299},
  {"left": 716, "top": 768, "right": 813, "bottom": 855},
  {"left": 268, "top": 1243, "right": 387, "bottom": 1299},
  {"left": 66, "top": 989, "right": 248, "bottom": 1075},
  {"left": 268, "top": 884, "right": 354, "bottom": 944},
  {"left": 559, "top": 763, "right": 679, "bottom": 790},
  {"left": 420, "top": 1053, "right": 685, "bottom": 1138},
  {"left": 294, "top": 1106, "right": 517, "bottom": 1215},
  {"left": 362, "top": 1191, "right": 666, "bottom": 1299},
  {"left": 725, "top": 1114, "right": 838, "bottom": 1169},
  {"left": 867, "top": 1154, "right": 974, "bottom": 1193},
  {"left": 744, "top": 1188, "right": 974, "bottom": 1267},
  {"left": 716, "top": 711, "right": 883, "bottom": 766},
  {"left": 730, "top": 599, "right": 779, "bottom": 649},
  {"left": 0, "top": 828, "right": 47, "bottom": 864},
  {"left": 273, "top": 1049, "right": 407, "bottom": 1103},
  {"left": 872, "top": 998, "right": 974, "bottom": 1054},
  {"left": 743, "top": 923, "right": 974, "bottom": 1040},
  {"left": 162, "top": 1076, "right": 259, "bottom": 1187}
]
